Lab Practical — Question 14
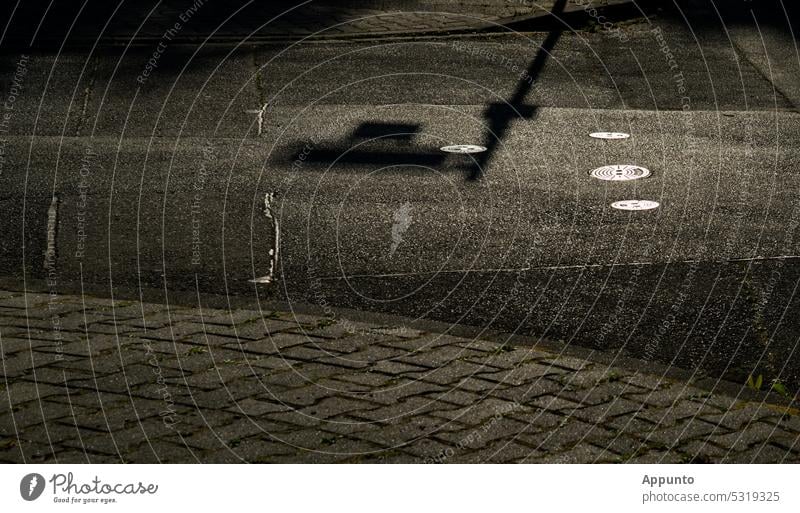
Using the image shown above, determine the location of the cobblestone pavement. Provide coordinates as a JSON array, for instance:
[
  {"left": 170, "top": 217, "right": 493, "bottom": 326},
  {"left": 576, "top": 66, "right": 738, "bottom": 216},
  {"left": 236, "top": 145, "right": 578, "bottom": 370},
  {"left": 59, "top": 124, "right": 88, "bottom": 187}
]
[
  {"left": 5, "top": 0, "right": 633, "bottom": 45},
  {"left": 1, "top": 289, "right": 799, "bottom": 463}
]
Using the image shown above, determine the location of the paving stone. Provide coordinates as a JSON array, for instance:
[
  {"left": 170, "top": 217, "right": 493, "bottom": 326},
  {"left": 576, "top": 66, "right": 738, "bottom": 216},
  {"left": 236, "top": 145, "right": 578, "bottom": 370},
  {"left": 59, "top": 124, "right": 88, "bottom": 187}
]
[
  {"left": 435, "top": 416, "right": 538, "bottom": 449},
  {"left": 626, "top": 384, "right": 703, "bottom": 408},
  {"left": 53, "top": 451, "right": 122, "bottom": 464},
  {"left": 726, "top": 443, "right": 800, "bottom": 463},
  {"left": 400, "top": 437, "right": 458, "bottom": 461},
  {"left": 289, "top": 321, "right": 365, "bottom": 339},
  {"left": 202, "top": 319, "right": 301, "bottom": 340},
  {"left": 540, "top": 355, "right": 593, "bottom": 371},
  {"left": 533, "top": 443, "right": 615, "bottom": 463},
  {"left": 396, "top": 345, "right": 489, "bottom": 369},
  {"left": 490, "top": 377, "right": 564, "bottom": 404},
  {"left": 0, "top": 317, "right": 56, "bottom": 331},
  {"left": 126, "top": 441, "right": 199, "bottom": 463},
  {"left": 621, "top": 372, "right": 671, "bottom": 391},
  {"left": 508, "top": 408, "right": 565, "bottom": 430},
  {"left": 239, "top": 331, "right": 331, "bottom": 354},
  {"left": 643, "top": 419, "right": 722, "bottom": 449},
  {"left": 516, "top": 420, "right": 615, "bottom": 452},
  {"left": 83, "top": 322, "right": 142, "bottom": 335},
  {"left": 183, "top": 386, "right": 262, "bottom": 409},
  {"left": 708, "top": 422, "right": 787, "bottom": 452},
  {"left": 420, "top": 360, "right": 499, "bottom": 386},
  {"left": 342, "top": 344, "right": 404, "bottom": 364},
  {"left": 698, "top": 403, "right": 783, "bottom": 431},
  {"left": 431, "top": 397, "right": 524, "bottom": 425},
  {"left": 1, "top": 287, "right": 794, "bottom": 463},
  {"left": 569, "top": 398, "right": 644, "bottom": 424},
  {"left": 257, "top": 368, "right": 321, "bottom": 389},
  {"left": 370, "top": 326, "right": 424, "bottom": 339},
  {"left": 557, "top": 380, "right": 638, "bottom": 406},
  {"left": 477, "top": 361, "right": 562, "bottom": 386},
  {"left": 455, "top": 339, "right": 515, "bottom": 354},
  {"left": 85, "top": 302, "right": 163, "bottom": 319},
  {"left": 180, "top": 364, "right": 260, "bottom": 389},
  {"left": 217, "top": 436, "right": 296, "bottom": 463},
  {"left": 4, "top": 381, "right": 70, "bottom": 404},
  {"left": 591, "top": 434, "right": 649, "bottom": 458},
  {"left": 692, "top": 392, "right": 741, "bottom": 411},
  {"left": 562, "top": 368, "right": 631, "bottom": 388},
  {"left": 364, "top": 379, "right": 447, "bottom": 405},
  {"left": 603, "top": 413, "right": 660, "bottom": 435},
  {"left": 422, "top": 388, "right": 483, "bottom": 408},
  {"left": 762, "top": 410, "right": 800, "bottom": 433},
  {"left": 277, "top": 383, "right": 351, "bottom": 408},
  {"left": 17, "top": 303, "right": 84, "bottom": 319},
  {"left": 196, "top": 310, "right": 265, "bottom": 326},
  {"left": 181, "top": 420, "right": 279, "bottom": 451},
  {"left": 528, "top": 394, "right": 586, "bottom": 411},
  {"left": 268, "top": 428, "right": 374, "bottom": 456},
  {"left": 767, "top": 430, "right": 800, "bottom": 454},
  {"left": 354, "top": 395, "right": 448, "bottom": 422},
  {"left": 354, "top": 414, "right": 465, "bottom": 449},
  {"left": 2, "top": 401, "right": 93, "bottom": 429},
  {"left": 306, "top": 335, "right": 373, "bottom": 354},
  {"left": 676, "top": 439, "right": 731, "bottom": 462},
  {"left": 638, "top": 398, "right": 722, "bottom": 426},
  {"left": 622, "top": 449, "right": 684, "bottom": 463},
  {"left": 324, "top": 370, "right": 394, "bottom": 388},
  {"left": 371, "top": 359, "right": 429, "bottom": 376},
  {"left": 0, "top": 337, "right": 53, "bottom": 354},
  {"left": 138, "top": 322, "right": 206, "bottom": 341},
  {"left": 380, "top": 333, "right": 470, "bottom": 352},
  {"left": 451, "top": 440, "right": 539, "bottom": 463}
]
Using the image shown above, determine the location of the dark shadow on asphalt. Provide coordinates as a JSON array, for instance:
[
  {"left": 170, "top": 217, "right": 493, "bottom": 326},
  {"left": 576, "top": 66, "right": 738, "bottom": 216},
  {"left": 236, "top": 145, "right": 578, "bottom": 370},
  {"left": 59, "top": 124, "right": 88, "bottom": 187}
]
[
  {"left": 288, "top": 121, "right": 446, "bottom": 170},
  {"left": 300, "top": 147, "right": 447, "bottom": 167},
  {"left": 468, "top": 0, "right": 566, "bottom": 180},
  {"left": 352, "top": 122, "right": 421, "bottom": 141},
  {"left": 283, "top": 1, "right": 566, "bottom": 181}
]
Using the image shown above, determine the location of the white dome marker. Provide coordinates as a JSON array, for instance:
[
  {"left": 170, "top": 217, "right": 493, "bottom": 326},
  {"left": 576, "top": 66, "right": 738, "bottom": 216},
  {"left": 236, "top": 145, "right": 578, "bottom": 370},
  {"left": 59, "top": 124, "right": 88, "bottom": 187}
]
[{"left": 440, "top": 144, "right": 487, "bottom": 154}]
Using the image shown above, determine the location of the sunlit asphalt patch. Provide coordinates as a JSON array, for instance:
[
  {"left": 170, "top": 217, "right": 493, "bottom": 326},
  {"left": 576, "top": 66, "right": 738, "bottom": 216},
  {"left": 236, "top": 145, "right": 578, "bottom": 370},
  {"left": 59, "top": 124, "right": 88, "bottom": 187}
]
[
  {"left": 440, "top": 144, "right": 487, "bottom": 154},
  {"left": 611, "top": 200, "right": 660, "bottom": 211},
  {"left": 589, "top": 132, "right": 630, "bottom": 139},
  {"left": 590, "top": 164, "right": 651, "bottom": 181}
]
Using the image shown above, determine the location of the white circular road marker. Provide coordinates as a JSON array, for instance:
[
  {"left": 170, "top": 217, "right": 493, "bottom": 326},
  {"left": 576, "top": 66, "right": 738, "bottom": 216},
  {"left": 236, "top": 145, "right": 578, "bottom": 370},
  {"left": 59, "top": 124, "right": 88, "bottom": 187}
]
[
  {"left": 589, "top": 132, "right": 630, "bottom": 140},
  {"left": 440, "top": 144, "right": 487, "bottom": 154},
  {"left": 590, "top": 164, "right": 651, "bottom": 182},
  {"left": 611, "top": 200, "right": 660, "bottom": 211}
]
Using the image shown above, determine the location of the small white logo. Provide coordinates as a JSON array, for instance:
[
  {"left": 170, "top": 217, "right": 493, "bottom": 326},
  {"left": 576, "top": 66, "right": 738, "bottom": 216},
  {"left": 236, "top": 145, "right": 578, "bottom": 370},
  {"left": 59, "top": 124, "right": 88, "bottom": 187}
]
[
  {"left": 589, "top": 131, "right": 630, "bottom": 139},
  {"left": 390, "top": 202, "right": 413, "bottom": 257},
  {"left": 611, "top": 200, "right": 660, "bottom": 211},
  {"left": 20, "top": 473, "right": 45, "bottom": 501}
]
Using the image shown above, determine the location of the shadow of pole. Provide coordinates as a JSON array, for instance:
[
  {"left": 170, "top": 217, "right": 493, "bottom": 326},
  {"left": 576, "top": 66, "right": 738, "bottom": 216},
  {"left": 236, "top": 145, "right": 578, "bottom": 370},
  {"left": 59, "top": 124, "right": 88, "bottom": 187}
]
[{"left": 470, "top": 0, "right": 568, "bottom": 180}]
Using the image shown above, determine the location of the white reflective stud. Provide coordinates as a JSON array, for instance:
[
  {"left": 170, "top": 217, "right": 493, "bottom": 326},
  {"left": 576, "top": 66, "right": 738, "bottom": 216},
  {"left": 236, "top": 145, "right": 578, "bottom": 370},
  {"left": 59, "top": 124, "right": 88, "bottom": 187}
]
[
  {"left": 440, "top": 144, "right": 487, "bottom": 154},
  {"left": 611, "top": 200, "right": 660, "bottom": 211},
  {"left": 589, "top": 132, "right": 631, "bottom": 139},
  {"left": 590, "top": 165, "right": 651, "bottom": 182}
]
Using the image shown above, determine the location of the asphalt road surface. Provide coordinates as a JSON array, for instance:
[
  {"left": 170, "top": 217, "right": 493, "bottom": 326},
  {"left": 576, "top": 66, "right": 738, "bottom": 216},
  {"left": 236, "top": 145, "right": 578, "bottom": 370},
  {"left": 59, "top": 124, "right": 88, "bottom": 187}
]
[{"left": 2, "top": 5, "right": 800, "bottom": 390}]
